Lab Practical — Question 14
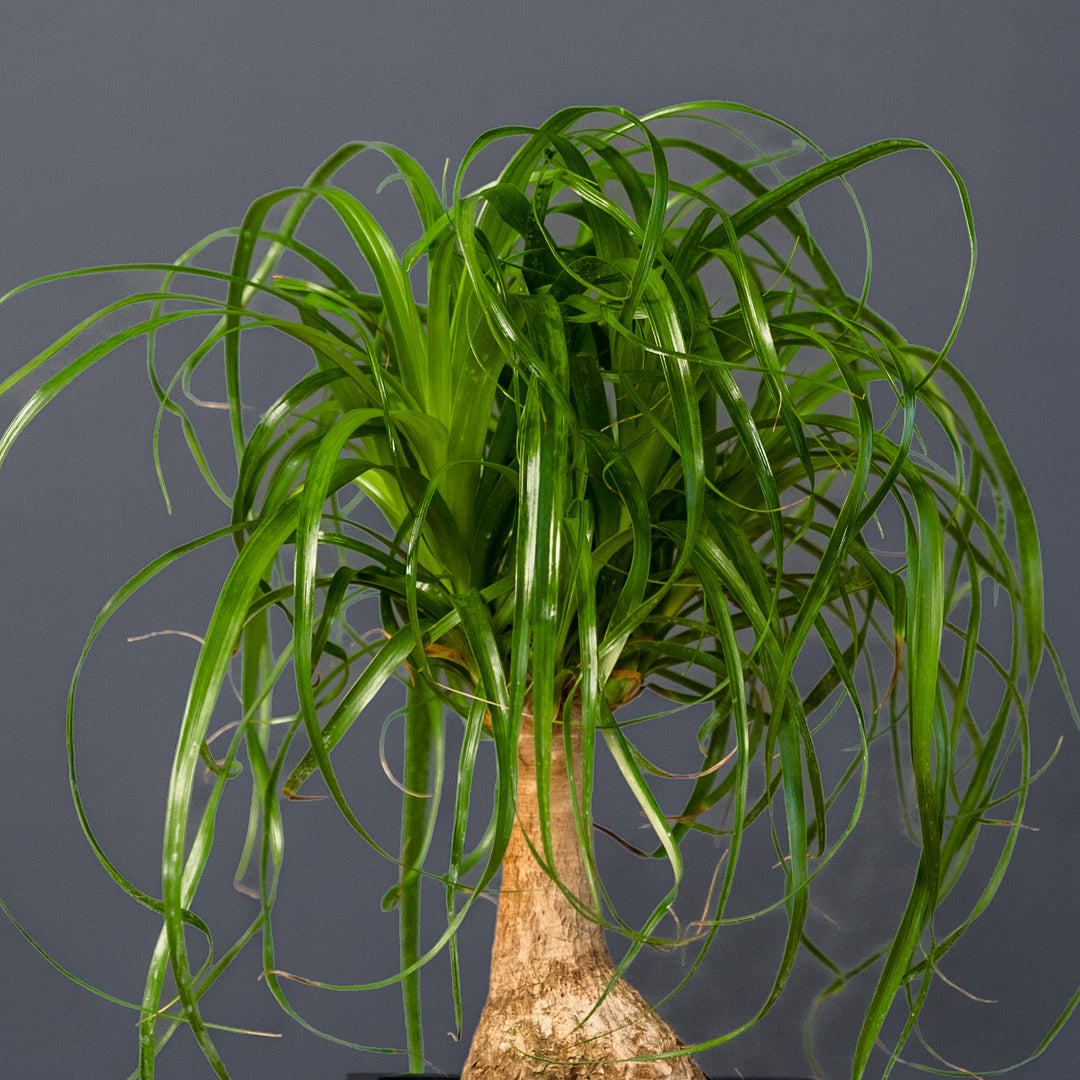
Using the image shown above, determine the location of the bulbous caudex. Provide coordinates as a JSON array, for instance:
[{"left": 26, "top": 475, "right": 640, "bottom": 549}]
[{"left": 462, "top": 703, "right": 706, "bottom": 1079}]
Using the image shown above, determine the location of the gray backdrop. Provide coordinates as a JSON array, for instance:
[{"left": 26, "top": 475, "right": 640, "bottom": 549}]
[{"left": 1, "top": 3, "right": 1077, "bottom": 1078}]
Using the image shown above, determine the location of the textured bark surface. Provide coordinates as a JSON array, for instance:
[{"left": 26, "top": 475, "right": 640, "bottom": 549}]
[{"left": 461, "top": 710, "right": 705, "bottom": 1079}]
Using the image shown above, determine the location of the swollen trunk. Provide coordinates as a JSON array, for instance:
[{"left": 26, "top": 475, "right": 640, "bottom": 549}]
[{"left": 461, "top": 709, "right": 705, "bottom": 1079}]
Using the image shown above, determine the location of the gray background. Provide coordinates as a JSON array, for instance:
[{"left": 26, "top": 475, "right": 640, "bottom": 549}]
[{"left": 1, "top": 2, "right": 1077, "bottom": 1078}]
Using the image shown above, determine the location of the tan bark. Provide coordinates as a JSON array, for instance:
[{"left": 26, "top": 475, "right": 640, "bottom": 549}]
[{"left": 461, "top": 706, "right": 705, "bottom": 1079}]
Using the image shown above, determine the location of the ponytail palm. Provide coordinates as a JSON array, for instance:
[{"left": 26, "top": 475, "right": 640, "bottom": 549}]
[{"left": 0, "top": 103, "right": 1062, "bottom": 1078}]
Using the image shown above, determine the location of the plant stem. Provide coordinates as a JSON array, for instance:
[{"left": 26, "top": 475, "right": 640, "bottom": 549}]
[{"left": 462, "top": 707, "right": 705, "bottom": 1079}]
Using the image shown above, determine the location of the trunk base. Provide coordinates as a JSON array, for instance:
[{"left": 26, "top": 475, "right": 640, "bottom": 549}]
[{"left": 461, "top": 958, "right": 705, "bottom": 1079}]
